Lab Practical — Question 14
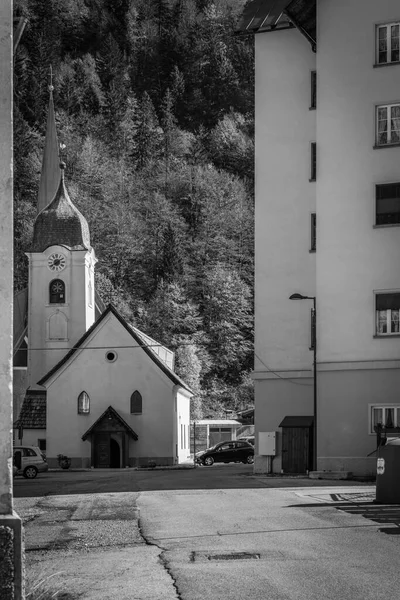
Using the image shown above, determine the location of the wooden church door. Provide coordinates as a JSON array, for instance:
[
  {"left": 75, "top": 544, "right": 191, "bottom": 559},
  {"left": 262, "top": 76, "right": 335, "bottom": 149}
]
[{"left": 94, "top": 433, "right": 110, "bottom": 468}]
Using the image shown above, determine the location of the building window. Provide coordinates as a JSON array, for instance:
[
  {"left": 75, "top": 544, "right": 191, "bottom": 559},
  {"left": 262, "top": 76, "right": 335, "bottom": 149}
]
[
  {"left": 376, "top": 292, "right": 400, "bottom": 335},
  {"left": 310, "top": 71, "right": 316, "bottom": 109},
  {"left": 376, "top": 23, "right": 400, "bottom": 65},
  {"left": 130, "top": 390, "right": 142, "bottom": 414},
  {"left": 105, "top": 350, "right": 117, "bottom": 362},
  {"left": 370, "top": 405, "right": 400, "bottom": 433},
  {"left": 38, "top": 439, "right": 46, "bottom": 452},
  {"left": 310, "top": 142, "right": 316, "bottom": 181},
  {"left": 49, "top": 279, "right": 65, "bottom": 304},
  {"left": 376, "top": 183, "right": 400, "bottom": 225},
  {"left": 88, "top": 280, "right": 93, "bottom": 307},
  {"left": 310, "top": 213, "right": 316, "bottom": 251},
  {"left": 376, "top": 103, "right": 400, "bottom": 146},
  {"left": 78, "top": 391, "right": 90, "bottom": 414}
]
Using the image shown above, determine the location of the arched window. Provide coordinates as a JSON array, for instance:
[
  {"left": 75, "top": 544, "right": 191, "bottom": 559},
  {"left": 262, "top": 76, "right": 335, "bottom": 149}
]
[
  {"left": 78, "top": 391, "right": 90, "bottom": 414},
  {"left": 49, "top": 279, "right": 65, "bottom": 304},
  {"left": 130, "top": 391, "right": 142, "bottom": 414}
]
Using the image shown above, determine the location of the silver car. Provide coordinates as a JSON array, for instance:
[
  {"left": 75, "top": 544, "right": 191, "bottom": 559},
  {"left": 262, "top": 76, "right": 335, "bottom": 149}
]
[{"left": 13, "top": 446, "right": 48, "bottom": 479}]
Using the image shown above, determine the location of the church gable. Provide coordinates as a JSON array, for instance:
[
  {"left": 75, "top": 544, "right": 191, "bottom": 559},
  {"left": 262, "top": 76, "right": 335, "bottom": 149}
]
[{"left": 38, "top": 304, "right": 191, "bottom": 393}]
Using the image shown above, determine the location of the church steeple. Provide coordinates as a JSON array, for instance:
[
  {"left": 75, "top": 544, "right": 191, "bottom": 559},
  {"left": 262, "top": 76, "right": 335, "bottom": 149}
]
[
  {"left": 37, "top": 69, "right": 61, "bottom": 214},
  {"left": 32, "top": 162, "right": 91, "bottom": 252}
]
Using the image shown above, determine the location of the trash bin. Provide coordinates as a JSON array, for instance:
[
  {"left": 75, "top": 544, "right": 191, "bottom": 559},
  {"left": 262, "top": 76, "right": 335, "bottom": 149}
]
[{"left": 376, "top": 438, "right": 400, "bottom": 504}]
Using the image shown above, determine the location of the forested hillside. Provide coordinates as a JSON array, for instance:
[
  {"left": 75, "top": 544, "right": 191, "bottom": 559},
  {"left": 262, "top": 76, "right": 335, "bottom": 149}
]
[{"left": 13, "top": 0, "right": 254, "bottom": 418}]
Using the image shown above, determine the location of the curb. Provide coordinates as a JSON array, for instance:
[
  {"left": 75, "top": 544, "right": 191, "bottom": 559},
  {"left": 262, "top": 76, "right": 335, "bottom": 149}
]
[{"left": 49, "top": 465, "right": 196, "bottom": 472}]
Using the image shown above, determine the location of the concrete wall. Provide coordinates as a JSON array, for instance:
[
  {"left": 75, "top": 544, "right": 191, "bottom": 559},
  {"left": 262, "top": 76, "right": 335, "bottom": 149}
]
[
  {"left": 254, "top": 377, "right": 313, "bottom": 473},
  {"left": 12, "top": 369, "right": 27, "bottom": 424},
  {"left": 0, "top": 3, "right": 24, "bottom": 598},
  {"left": 318, "top": 366, "right": 400, "bottom": 476},
  {"left": 317, "top": 0, "right": 400, "bottom": 364},
  {"left": 255, "top": 28, "right": 316, "bottom": 375},
  {"left": 315, "top": 0, "right": 400, "bottom": 474},
  {"left": 45, "top": 312, "right": 177, "bottom": 465},
  {"left": 254, "top": 27, "right": 316, "bottom": 472}
]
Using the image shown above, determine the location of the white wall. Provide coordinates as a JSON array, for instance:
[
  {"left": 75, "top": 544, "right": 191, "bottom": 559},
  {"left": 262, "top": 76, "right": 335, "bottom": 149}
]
[
  {"left": 254, "top": 28, "right": 316, "bottom": 472},
  {"left": 176, "top": 390, "right": 191, "bottom": 464},
  {"left": 255, "top": 28, "right": 316, "bottom": 375},
  {"left": 316, "top": 0, "right": 400, "bottom": 364},
  {"left": 27, "top": 245, "right": 96, "bottom": 387},
  {"left": 15, "top": 430, "right": 46, "bottom": 450}
]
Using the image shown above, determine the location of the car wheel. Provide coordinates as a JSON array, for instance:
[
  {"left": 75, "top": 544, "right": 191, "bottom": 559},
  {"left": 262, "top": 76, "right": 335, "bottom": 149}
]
[
  {"left": 23, "top": 466, "right": 38, "bottom": 479},
  {"left": 246, "top": 455, "right": 254, "bottom": 465},
  {"left": 204, "top": 456, "right": 214, "bottom": 466}
]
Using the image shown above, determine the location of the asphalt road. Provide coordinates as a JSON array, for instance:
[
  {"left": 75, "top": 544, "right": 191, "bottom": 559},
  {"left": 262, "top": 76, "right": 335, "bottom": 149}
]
[
  {"left": 138, "top": 485, "right": 400, "bottom": 600},
  {"left": 13, "top": 464, "right": 373, "bottom": 497},
  {"left": 15, "top": 467, "right": 400, "bottom": 600}
]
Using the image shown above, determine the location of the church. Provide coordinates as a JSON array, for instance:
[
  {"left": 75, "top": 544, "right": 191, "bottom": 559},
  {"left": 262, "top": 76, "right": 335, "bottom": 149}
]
[{"left": 13, "top": 88, "right": 192, "bottom": 469}]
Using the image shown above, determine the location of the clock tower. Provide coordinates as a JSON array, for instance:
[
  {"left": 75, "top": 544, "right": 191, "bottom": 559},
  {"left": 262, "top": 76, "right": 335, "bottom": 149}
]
[{"left": 27, "top": 157, "right": 97, "bottom": 388}]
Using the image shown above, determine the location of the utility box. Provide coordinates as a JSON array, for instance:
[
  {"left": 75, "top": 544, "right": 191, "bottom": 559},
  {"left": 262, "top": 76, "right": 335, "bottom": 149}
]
[
  {"left": 258, "top": 432, "right": 276, "bottom": 456},
  {"left": 376, "top": 439, "right": 400, "bottom": 504}
]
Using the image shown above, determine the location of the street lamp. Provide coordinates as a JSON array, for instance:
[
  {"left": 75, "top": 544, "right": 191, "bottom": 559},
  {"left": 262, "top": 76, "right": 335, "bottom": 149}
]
[{"left": 289, "top": 293, "right": 317, "bottom": 472}]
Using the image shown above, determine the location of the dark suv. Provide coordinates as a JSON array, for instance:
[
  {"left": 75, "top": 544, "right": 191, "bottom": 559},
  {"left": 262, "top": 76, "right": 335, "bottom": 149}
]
[{"left": 196, "top": 440, "right": 254, "bottom": 466}]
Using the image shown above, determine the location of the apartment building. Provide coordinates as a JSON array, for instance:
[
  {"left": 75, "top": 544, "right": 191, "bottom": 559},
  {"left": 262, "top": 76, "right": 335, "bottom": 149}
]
[{"left": 238, "top": 0, "right": 400, "bottom": 476}]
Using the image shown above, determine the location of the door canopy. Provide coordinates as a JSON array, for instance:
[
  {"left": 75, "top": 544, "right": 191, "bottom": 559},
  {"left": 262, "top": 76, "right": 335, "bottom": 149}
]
[{"left": 82, "top": 405, "right": 138, "bottom": 441}]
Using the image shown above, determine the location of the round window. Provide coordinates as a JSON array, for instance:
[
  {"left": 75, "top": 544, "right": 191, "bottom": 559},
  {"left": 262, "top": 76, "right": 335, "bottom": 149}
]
[{"left": 105, "top": 351, "right": 117, "bottom": 362}]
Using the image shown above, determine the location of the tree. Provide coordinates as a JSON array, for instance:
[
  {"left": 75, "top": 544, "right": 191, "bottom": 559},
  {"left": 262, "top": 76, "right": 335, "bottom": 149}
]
[
  {"left": 134, "top": 91, "right": 162, "bottom": 170},
  {"left": 140, "top": 281, "right": 202, "bottom": 348},
  {"left": 175, "top": 342, "right": 203, "bottom": 419},
  {"left": 160, "top": 88, "right": 177, "bottom": 193},
  {"left": 202, "top": 263, "right": 253, "bottom": 384}
]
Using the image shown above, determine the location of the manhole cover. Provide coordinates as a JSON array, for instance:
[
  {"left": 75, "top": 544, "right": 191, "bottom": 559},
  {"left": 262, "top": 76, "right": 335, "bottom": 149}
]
[{"left": 207, "top": 552, "right": 260, "bottom": 561}]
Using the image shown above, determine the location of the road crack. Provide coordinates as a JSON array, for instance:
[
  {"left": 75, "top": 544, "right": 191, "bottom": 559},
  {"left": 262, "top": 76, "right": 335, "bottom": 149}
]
[{"left": 137, "top": 515, "right": 182, "bottom": 600}]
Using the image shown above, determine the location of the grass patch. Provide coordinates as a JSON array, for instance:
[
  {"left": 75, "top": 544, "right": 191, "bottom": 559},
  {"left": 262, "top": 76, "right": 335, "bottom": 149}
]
[{"left": 26, "top": 572, "right": 79, "bottom": 600}]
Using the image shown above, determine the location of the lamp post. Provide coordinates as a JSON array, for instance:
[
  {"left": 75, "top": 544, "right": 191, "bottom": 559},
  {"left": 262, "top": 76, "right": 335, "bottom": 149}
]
[{"left": 289, "top": 293, "right": 317, "bottom": 472}]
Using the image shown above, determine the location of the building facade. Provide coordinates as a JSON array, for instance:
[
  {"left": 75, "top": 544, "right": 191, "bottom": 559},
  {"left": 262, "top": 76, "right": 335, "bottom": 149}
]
[{"left": 239, "top": 0, "right": 400, "bottom": 476}]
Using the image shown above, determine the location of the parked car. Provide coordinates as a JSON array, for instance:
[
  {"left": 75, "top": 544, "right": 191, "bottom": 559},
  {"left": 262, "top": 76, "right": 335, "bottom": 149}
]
[
  {"left": 13, "top": 446, "right": 48, "bottom": 479},
  {"left": 237, "top": 435, "right": 255, "bottom": 446},
  {"left": 196, "top": 440, "right": 254, "bottom": 466}
]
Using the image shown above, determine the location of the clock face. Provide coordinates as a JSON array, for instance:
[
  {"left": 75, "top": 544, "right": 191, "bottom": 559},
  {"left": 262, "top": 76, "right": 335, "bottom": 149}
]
[{"left": 47, "top": 253, "right": 66, "bottom": 272}]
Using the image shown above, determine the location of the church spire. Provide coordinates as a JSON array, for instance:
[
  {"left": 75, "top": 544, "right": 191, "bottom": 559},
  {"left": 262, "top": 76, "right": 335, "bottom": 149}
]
[{"left": 37, "top": 67, "right": 61, "bottom": 214}]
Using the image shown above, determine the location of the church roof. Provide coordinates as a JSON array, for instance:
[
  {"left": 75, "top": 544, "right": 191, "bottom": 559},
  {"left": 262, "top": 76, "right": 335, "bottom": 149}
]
[
  {"left": 37, "top": 87, "right": 61, "bottom": 214},
  {"left": 81, "top": 405, "right": 138, "bottom": 441},
  {"left": 31, "top": 164, "right": 91, "bottom": 253},
  {"left": 37, "top": 304, "right": 193, "bottom": 393},
  {"left": 14, "top": 390, "right": 47, "bottom": 429}
]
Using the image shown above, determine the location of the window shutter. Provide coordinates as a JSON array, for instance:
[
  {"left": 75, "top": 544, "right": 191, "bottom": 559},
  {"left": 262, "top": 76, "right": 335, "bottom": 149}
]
[
  {"left": 310, "top": 71, "right": 317, "bottom": 108},
  {"left": 376, "top": 293, "right": 400, "bottom": 311},
  {"left": 311, "top": 213, "right": 316, "bottom": 251},
  {"left": 310, "top": 143, "right": 316, "bottom": 180}
]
